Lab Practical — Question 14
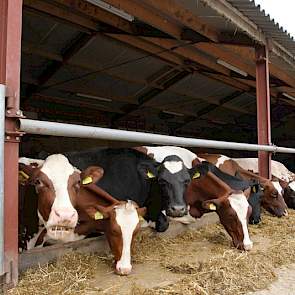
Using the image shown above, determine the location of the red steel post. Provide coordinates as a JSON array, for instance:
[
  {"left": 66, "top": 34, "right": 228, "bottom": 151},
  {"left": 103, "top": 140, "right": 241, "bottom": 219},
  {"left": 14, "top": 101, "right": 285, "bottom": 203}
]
[
  {"left": 0, "top": 0, "right": 23, "bottom": 287},
  {"left": 255, "top": 45, "right": 271, "bottom": 179}
]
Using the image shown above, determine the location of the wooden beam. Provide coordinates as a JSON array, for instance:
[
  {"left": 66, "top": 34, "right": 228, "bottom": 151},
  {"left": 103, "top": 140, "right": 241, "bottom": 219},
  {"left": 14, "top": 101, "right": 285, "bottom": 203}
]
[
  {"left": 111, "top": 69, "right": 190, "bottom": 124},
  {"left": 26, "top": 93, "right": 124, "bottom": 114},
  {"left": 25, "top": 32, "right": 97, "bottom": 98},
  {"left": 204, "top": 72, "right": 252, "bottom": 92},
  {"left": 222, "top": 43, "right": 295, "bottom": 88},
  {"left": 106, "top": 34, "right": 184, "bottom": 65},
  {"left": 103, "top": 0, "right": 183, "bottom": 38},
  {"left": 53, "top": 0, "right": 136, "bottom": 33},
  {"left": 23, "top": 0, "right": 98, "bottom": 32},
  {"left": 139, "top": 0, "right": 219, "bottom": 42},
  {"left": 141, "top": 37, "right": 230, "bottom": 75},
  {"left": 196, "top": 43, "right": 256, "bottom": 78}
]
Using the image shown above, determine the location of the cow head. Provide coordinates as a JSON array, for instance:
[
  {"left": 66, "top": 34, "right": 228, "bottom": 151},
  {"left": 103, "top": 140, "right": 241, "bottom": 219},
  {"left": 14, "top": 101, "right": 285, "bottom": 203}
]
[
  {"left": 78, "top": 166, "right": 146, "bottom": 276},
  {"left": 203, "top": 193, "right": 253, "bottom": 251},
  {"left": 261, "top": 180, "right": 288, "bottom": 217},
  {"left": 185, "top": 170, "right": 253, "bottom": 251},
  {"left": 19, "top": 155, "right": 80, "bottom": 241},
  {"left": 80, "top": 199, "right": 146, "bottom": 275},
  {"left": 157, "top": 155, "right": 191, "bottom": 217},
  {"left": 279, "top": 179, "right": 295, "bottom": 209}
]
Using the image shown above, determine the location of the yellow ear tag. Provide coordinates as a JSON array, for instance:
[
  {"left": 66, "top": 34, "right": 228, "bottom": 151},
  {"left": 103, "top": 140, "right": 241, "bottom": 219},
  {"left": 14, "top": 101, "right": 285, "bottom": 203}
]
[
  {"left": 82, "top": 176, "right": 93, "bottom": 185},
  {"left": 252, "top": 186, "right": 256, "bottom": 193},
  {"left": 94, "top": 211, "right": 104, "bottom": 220},
  {"left": 209, "top": 203, "right": 217, "bottom": 211},
  {"left": 147, "top": 171, "right": 155, "bottom": 178},
  {"left": 139, "top": 215, "right": 145, "bottom": 222},
  {"left": 19, "top": 171, "right": 30, "bottom": 180},
  {"left": 192, "top": 171, "right": 200, "bottom": 179}
]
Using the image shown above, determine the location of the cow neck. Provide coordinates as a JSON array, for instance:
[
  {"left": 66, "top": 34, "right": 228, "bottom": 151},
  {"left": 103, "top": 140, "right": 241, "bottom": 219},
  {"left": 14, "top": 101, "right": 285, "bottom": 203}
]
[
  {"left": 82, "top": 183, "right": 119, "bottom": 204},
  {"left": 238, "top": 168, "right": 268, "bottom": 184}
]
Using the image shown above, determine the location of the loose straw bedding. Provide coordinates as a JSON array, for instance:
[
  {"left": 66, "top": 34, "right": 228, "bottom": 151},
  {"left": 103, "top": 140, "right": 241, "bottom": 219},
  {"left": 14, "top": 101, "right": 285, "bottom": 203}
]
[{"left": 8, "top": 210, "right": 295, "bottom": 295}]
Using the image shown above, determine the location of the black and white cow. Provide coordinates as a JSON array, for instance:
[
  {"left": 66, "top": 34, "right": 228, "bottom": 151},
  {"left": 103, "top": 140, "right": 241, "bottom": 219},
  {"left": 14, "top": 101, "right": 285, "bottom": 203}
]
[{"left": 136, "top": 146, "right": 262, "bottom": 224}]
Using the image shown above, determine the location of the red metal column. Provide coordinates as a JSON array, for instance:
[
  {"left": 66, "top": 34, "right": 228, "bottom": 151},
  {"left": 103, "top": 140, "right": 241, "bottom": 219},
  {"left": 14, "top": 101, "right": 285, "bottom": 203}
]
[
  {"left": 0, "top": 0, "right": 23, "bottom": 287},
  {"left": 255, "top": 45, "right": 271, "bottom": 179}
]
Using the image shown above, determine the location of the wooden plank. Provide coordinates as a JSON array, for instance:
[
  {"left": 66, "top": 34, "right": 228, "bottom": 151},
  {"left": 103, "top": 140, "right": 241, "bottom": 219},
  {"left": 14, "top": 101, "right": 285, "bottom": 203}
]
[{"left": 140, "top": 0, "right": 219, "bottom": 42}]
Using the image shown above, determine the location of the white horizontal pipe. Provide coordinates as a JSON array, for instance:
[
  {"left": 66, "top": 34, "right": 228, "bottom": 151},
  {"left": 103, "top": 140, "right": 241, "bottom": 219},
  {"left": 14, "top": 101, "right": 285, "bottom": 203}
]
[{"left": 19, "top": 119, "right": 295, "bottom": 153}]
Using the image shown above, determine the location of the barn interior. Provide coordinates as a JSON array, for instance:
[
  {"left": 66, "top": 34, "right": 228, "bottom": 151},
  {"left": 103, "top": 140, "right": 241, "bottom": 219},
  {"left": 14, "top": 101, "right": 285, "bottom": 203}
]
[
  {"left": 0, "top": 0, "right": 290, "bottom": 288},
  {"left": 20, "top": 0, "right": 295, "bottom": 169}
]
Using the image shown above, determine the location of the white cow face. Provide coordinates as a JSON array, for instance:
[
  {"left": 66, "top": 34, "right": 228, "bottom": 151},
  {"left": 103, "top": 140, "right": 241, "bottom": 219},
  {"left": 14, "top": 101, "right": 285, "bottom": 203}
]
[{"left": 19, "top": 155, "right": 80, "bottom": 241}]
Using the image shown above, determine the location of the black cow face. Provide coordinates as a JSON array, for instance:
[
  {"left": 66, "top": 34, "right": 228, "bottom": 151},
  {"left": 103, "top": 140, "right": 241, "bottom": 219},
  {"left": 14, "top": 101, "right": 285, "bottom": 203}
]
[
  {"left": 248, "top": 183, "right": 263, "bottom": 224},
  {"left": 158, "top": 155, "right": 190, "bottom": 217}
]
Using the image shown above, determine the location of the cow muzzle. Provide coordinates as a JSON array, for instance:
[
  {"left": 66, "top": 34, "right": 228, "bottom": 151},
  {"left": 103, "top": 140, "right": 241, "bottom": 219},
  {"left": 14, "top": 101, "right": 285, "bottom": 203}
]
[
  {"left": 166, "top": 205, "right": 187, "bottom": 217},
  {"left": 47, "top": 225, "right": 75, "bottom": 240},
  {"left": 115, "top": 262, "right": 132, "bottom": 276},
  {"left": 46, "top": 207, "right": 78, "bottom": 240}
]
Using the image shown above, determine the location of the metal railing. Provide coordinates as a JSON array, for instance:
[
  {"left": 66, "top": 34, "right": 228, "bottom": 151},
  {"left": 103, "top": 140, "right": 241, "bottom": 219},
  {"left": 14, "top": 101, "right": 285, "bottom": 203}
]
[{"left": 19, "top": 118, "right": 295, "bottom": 153}]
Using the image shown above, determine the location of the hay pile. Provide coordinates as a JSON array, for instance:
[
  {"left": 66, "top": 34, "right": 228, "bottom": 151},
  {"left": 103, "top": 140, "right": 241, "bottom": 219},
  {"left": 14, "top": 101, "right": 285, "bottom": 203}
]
[
  {"left": 8, "top": 210, "right": 295, "bottom": 295},
  {"left": 132, "top": 210, "right": 295, "bottom": 295},
  {"left": 7, "top": 253, "right": 113, "bottom": 295}
]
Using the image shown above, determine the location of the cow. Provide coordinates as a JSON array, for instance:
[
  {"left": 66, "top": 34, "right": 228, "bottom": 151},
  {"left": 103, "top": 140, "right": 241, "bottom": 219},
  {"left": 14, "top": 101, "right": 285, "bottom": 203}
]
[
  {"left": 133, "top": 146, "right": 199, "bottom": 218},
  {"left": 233, "top": 158, "right": 295, "bottom": 209},
  {"left": 135, "top": 146, "right": 257, "bottom": 249},
  {"left": 18, "top": 155, "right": 147, "bottom": 275},
  {"left": 75, "top": 166, "right": 146, "bottom": 275},
  {"left": 137, "top": 146, "right": 262, "bottom": 224},
  {"left": 198, "top": 154, "right": 288, "bottom": 217},
  {"left": 185, "top": 161, "right": 253, "bottom": 251}
]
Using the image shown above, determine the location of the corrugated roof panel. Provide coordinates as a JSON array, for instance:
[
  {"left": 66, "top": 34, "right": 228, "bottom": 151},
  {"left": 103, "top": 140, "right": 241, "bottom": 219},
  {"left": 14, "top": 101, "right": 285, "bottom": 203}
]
[
  {"left": 22, "top": 11, "right": 81, "bottom": 55},
  {"left": 223, "top": 92, "right": 256, "bottom": 112},
  {"left": 43, "top": 64, "right": 143, "bottom": 102},
  {"left": 71, "top": 34, "right": 168, "bottom": 81},
  {"left": 169, "top": 72, "right": 236, "bottom": 102},
  {"left": 227, "top": 0, "right": 295, "bottom": 56}
]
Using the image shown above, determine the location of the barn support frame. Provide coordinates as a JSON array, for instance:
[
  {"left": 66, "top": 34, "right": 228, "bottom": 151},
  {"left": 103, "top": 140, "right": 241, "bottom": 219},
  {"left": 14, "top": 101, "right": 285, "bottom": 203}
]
[
  {"left": 255, "top": 45, "right": 271, "bottom": 179},
  {"left": 0, "top": 0, "right": 23, "bottom": 288}
]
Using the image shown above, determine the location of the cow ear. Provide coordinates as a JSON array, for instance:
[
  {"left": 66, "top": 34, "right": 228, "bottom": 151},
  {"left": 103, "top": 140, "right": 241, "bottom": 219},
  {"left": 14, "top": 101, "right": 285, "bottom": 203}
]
[
  {"left": 192, "top": 158, "right": 201, "bottom": 167},
  {"left": 202, "top": 199, "right": 221, "bottom": 211},
  {"left": 137, "top": 162, "right": 159, "bottom": 180},
  {"left": 91, "top": 204, "right": 112, "bottom": 220},
  {"left": 189, "top": 166, "right": 202, "bottom": 180},
  {"left": 81, "top": 166, "right": 104, "bottom": 185},
  {"left": 18, "top": 163, "right": 36, "bottom": 185}
]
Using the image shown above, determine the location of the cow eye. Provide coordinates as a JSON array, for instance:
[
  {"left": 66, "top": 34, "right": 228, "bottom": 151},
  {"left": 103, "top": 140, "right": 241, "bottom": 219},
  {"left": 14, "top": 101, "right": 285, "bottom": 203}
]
[
  {"left": 271, "top": 192, "right": 278, "bottom": 198},
  {"left": 35, "top": 179, "right": 43, "bottom": 186}
]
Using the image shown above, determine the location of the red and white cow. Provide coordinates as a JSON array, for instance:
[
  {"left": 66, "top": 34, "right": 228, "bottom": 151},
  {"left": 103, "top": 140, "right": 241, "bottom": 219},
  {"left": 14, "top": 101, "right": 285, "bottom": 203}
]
[
  {"left": 19, "top": 155, "right": 145, "bottom": 275},
  {"left": 140, "top": 146, "right": 253, "bottom": 250},
  {"left": 233, "top": 158, "right": 295, "bottom": 209},
  {"left": 198, "top": 154, "right": 288, "bottom": 217}
]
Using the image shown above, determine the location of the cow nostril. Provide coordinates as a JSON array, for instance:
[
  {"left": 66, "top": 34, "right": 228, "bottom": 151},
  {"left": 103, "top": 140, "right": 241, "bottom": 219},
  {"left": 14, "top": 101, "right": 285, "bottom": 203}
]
[
  {"left": 54, "top": 209, "right": 61, "bottom": 218},
  {"left": 171, "top": 206, "right": 186, "bottom": 212}
]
